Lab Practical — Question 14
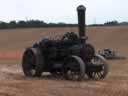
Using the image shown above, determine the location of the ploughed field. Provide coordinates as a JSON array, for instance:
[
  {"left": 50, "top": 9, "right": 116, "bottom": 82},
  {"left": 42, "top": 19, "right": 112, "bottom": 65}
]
[{"left": 0, "top": 26, "right": 127, "bottom": 96}]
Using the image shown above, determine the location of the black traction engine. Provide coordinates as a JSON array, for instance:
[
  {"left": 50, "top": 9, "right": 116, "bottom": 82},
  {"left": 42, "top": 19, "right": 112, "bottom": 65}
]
[{"left": 22, "top": 5, "right": 109, "bottom": 81}]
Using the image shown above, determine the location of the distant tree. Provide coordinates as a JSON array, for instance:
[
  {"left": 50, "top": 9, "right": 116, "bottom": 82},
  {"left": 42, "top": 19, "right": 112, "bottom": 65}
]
[
  {"left": 26, "top": 20, "right": 47, "bottom": 27},
  {"left": 104, "top": 20, "right": 119, "bottom": 26},
  {"left": 120, "top": 22, "right": 128, "bottom": 25},
  {"left": 17, "top": 20, "right": 27, "bottom": 28},
  {"left": 0, "top": 22, "right": 8, "bottom": 29},
  {"left": 8, "top": 20, "right": 17, "bottom": 28}
]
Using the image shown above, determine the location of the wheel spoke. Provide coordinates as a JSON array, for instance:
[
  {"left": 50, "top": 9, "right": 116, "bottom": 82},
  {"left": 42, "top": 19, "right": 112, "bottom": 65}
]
[{"left": 97, "top": 72, "right": 101, "bottom": 78}]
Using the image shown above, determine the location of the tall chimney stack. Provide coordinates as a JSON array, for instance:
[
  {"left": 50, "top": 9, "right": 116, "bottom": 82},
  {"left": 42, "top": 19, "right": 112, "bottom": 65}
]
[{"left": 77, "top": 5, "right": 86, "bottom": 42}]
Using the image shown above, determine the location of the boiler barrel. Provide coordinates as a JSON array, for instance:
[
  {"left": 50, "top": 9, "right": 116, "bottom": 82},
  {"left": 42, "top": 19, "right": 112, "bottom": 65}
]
[{"left": 77, "top": 5, "right": 86, "bottom": 42}]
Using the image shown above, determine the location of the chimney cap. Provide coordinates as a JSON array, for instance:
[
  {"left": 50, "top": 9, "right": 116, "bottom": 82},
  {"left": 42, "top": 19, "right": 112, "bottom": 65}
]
[{"left": 77, "top": 5, "right": 86, "bottom": 11}]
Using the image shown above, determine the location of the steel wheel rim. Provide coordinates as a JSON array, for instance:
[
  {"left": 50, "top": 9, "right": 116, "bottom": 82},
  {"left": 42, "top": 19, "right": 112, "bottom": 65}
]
[
  {"left": 88, "top": 54, "right": 108, "bottom": 80},
  {"left": 64, "top": 56, "right": 85, "bottom": 81}
]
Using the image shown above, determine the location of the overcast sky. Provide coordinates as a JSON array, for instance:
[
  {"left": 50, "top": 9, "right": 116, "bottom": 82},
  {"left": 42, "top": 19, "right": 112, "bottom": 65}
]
[{"left": 0, "top": 0, "right": 127, "bottom": 24}]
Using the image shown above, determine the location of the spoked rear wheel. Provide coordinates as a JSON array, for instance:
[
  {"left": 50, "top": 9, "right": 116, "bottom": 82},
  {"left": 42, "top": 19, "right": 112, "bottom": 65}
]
[
  {"left": 63, "top": 56, "right": 85, "bottom": 81},
  {"left": 87, "top": 54, "right": 109, "bottom": 80},
  {"left": 22, "top": 48, "right": 43, "bottom": 77}
]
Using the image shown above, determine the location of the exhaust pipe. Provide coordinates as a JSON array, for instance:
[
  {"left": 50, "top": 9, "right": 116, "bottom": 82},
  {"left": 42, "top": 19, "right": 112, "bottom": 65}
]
[{"left": 77, "top": 5, "right": 86, "bottom": 42}]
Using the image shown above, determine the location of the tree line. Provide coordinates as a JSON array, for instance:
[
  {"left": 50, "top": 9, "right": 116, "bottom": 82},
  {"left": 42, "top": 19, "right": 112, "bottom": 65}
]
[
  {"left": 0, "top": 20, "right": 77, "bottom": 29},
  {"left": 89, "top": 20, "right": 118, "bottom": 27},
  {"left": 0, "top": 20, "right": 127, "bottom": 29}
]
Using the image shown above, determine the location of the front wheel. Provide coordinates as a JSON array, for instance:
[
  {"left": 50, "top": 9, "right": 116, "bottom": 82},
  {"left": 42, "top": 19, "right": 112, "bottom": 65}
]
[
  {"left": 63, "top": 55, "right": 85, "bottom": 81},
  {"left": 87, "top": 54, "right": 109, "bottom": 80}
]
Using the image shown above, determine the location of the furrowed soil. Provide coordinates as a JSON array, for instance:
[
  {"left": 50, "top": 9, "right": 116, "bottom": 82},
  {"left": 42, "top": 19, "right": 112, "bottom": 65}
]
[{"left": 0, "top": 26, "right": 127, "bottom": 96}]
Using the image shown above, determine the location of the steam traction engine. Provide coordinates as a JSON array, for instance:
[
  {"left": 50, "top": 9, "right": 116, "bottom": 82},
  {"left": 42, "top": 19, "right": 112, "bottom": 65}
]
[{"left": 22, "top": 5, "right": 109, "bottom": 81}]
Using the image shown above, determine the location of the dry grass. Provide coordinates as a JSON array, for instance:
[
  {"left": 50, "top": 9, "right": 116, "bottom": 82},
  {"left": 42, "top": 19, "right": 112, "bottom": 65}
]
[{"left": 0, "top": 26, "right": 127, "bottom": 96}]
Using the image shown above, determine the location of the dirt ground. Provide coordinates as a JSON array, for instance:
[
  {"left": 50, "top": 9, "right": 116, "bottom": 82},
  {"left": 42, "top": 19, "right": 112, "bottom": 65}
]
[{"left": 0, "top": 26, "right": 127, "bottom": 96}]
